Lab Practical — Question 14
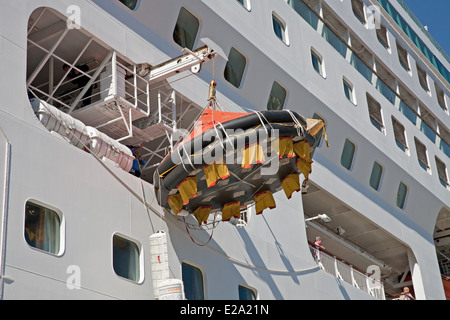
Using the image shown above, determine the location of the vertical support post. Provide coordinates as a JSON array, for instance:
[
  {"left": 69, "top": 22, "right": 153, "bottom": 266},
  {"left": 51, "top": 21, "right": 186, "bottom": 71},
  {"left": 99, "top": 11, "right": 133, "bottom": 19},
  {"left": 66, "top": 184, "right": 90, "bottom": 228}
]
[
  {"left": 350, "top": 265, "right": 358, "bottom": 288},
  {"left": 407, "top": 248, "right": 425, "bottom": 300},
  {"left": 345, "top": 30, "right": 351, "bottom": 61},
  {"left": 146, "top": 81, "right": 150, "bottom": 116},
  {"left": 0, "top": 128, "right": 11, "bottom": 299},
  {"left": 334, "top": 257, "right": 339, "bottom": 278},
  {"left": 166, "top": 130, "right": 173, "bottom": 153},
  {"left": 171, "top": 90, "right": 176, "bottom": 132},
  {"left": 158, "top": 91, "right": 162, "bottom": 124},
  {"left": 48, "top": 56, "right": 54, "bottom": 104},
  {"left": 133, "top": 64, "right": 138, "bottom": 108},
  {"left": 111, "top": 51, "right": 118, "bottom": 98}
]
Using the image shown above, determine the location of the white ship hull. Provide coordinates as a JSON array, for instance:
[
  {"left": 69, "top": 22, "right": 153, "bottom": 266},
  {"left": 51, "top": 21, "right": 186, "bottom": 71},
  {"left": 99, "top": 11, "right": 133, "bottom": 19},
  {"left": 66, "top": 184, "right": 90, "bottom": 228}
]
[{"left": 0, "top": 0, "right": 448, "bottom": 300}]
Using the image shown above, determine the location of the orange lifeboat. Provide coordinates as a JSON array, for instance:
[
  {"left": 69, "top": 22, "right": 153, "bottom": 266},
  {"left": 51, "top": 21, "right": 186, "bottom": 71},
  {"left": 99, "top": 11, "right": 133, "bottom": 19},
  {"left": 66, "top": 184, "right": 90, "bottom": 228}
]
[{"left": 153, "top": 82, "right": 326, "bottom": 225}]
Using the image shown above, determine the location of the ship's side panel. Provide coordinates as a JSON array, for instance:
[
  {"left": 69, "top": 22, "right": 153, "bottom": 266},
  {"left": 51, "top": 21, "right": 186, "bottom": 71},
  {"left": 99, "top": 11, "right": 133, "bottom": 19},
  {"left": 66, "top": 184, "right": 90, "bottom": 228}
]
[
  {"left": 0, "top": 0, "right": 447, "bottom": 299},
  {"left": 0, "top": 0, "right": 378, "bottom": 300},
  {"left": 0, "top": 0, "right": 158, "bottom": 299},
  {"left": 196, "top": 0, "right": 446, "bottom": 298}
]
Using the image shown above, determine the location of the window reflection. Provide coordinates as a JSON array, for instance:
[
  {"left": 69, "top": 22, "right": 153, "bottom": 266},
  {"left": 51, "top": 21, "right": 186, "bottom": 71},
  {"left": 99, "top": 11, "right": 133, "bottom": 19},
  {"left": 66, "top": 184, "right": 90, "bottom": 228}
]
[{"left": 24, "top": 201, "right": 61, "bottom": 255}]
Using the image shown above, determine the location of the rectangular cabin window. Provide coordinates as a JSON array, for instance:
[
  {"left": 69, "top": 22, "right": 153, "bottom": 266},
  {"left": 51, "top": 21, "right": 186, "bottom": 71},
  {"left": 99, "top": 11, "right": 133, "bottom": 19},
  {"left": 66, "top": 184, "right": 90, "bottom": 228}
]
[
  {"left": 25, "top": 201, "right": 62, "bottom": 255},
  {"left": 416, "top": 63, "right": 430, "bottom": 92},
  {"left": 224, "top": 47, "right": 247, "bottom": 88},
  {"left": 435, "top": 157, "right": 449, "bottom": 187},
  {"left": 392, "top": 117, "right": 408, "bottom": 152},
  {"left": 440, "top": 126, "right": 450, "bottom": 157},
  {"left": 267, "top": 81, "right": 287, "bottom": 110},
  {"left": 351, "top": 0, "right": 366, "bottom": 24},
  {"left": 435, "top": 84, "right": 448, "bottom": 111},
  {"left": 272, "top": 12, "right": 289, "bottom": 45},
  {"left": 236, "top": 0, "right": 251, "bottom": 10},
  {"left": 182, "top": 262, "right": 205, "bottom": 300},
  {"left": 341, "top": 139, "right": 356, "bottom": 170},
  {"left": 398, "top": 84, "right": 418, "bottom": 125},
  {"left": 285, "top": 0, "right": 319, "bottom": 27},
  {"left": 173, "top": 7, "right": 200, "bottom": 50},
  {"left": 119, "top": 0, "right": 139, "bottom": 10},
  {"left": 396, "top": 182, "right": 408, "bottom": 209},
  {"left": 376, "top": 24, "right": 389, "bottom": 49},
  {"left": 397, "top": 42, "right": 410, "bottom": 72},
  {"left": 239, "top": 284, "right": 258, "bottom": 300},
  {"left": 367, "top": 94, "right": 384, "bottom": 132},
  {"left": 419, "top": 105, "right": 437, "bottom": 143},
  {"left": 311, "top": 49, "right": 325, "bottom": 78},
  {"left": 343, "top": 78, "right": 356, "bottom": 105},
  {"left": 369, "top": 161, "right": 383, "bottom": 191},
  {"left": 113, "top": 234, "right": 141, "bottom": 282},
  {"left": 414, "top": 138, "right": 429, "bottom": 171}
]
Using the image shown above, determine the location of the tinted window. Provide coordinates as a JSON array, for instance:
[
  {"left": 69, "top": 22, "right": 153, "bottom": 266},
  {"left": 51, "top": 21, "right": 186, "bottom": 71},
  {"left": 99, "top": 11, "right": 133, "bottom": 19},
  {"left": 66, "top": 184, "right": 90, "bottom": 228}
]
[
  {"left": 113, "top": 234, "right": 140, "bottom": 282},
  {"left": 173, "top": 7, "right": 199, "bottom": 50},
  {"left": 24, "top": 201, "right": 62, "bottom": 255},
  {"left": 224, "top": 47, "right": 246, "bottom": 88},
  {"left": 119, "top": 0, "right": 139, "bottom": 10}
]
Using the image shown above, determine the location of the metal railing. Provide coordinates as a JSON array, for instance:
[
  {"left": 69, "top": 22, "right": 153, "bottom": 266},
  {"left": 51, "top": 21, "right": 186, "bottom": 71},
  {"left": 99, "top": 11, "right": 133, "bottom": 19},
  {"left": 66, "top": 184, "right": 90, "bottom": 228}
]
[
  {"left": 437, "top": 249, "right": 450, "bottom": 276},
  {"left": 310, "top": 245, "right": 385, "bottom": 299},
  {"left": 28, "top": 49, "right": 151, "bottom": 142},
  {"left": 59, "top": 50, "right": 150, "bottom": 116},
  {"left": 394, "top": 0, "right": 450, "bottom": 65}
]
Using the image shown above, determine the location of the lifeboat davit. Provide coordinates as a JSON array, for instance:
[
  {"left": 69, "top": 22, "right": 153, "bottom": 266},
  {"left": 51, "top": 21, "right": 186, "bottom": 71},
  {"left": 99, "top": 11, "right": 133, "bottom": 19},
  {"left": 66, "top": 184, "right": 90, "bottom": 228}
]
[{"left": 153, "top": 81, "right": 326, "bottom": 225}]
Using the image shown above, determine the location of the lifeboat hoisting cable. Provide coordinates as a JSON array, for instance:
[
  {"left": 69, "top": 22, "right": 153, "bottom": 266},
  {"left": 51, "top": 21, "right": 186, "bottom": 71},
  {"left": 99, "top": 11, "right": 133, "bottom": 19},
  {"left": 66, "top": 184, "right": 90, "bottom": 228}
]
[{"left": 154, "top": 81, "right": 327, "bottom": 226}]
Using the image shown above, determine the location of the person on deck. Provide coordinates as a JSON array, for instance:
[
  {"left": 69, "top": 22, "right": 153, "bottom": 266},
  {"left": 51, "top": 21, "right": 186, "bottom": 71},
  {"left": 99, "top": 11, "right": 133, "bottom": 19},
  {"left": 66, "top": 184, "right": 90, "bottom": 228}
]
[
  {"left": 399, "top": 286, "right": 415, "bottom": 300},
  {"left": 313, "top": 236, "right": 325, "bottom": 263},
  {"left": 128, "top": 143, "right": 146, "bottom": 177}
]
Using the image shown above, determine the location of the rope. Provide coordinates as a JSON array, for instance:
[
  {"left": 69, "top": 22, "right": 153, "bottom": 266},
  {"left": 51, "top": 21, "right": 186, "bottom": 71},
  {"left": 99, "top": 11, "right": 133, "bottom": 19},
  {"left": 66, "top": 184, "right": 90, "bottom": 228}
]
[
  {"left": 286, "top": 109, "right": 305, "bottom": 137},
  {"left": 212, "top": 56, "right": 215, "bottom": 81},
  {"left": 140, "top": 178, "right": 156, "bottom": 234},
  {"left": 252, "top": 110, "right": 269, "bottom": 136},
  {"left": 217, "top": 121, "right": 234, "bottom": 151},
  {"left": 179, "top": 142, "right": 196, "bottom": 172},
  {"left": 182, "top": 212, "right": 220, "bottom": 246}
]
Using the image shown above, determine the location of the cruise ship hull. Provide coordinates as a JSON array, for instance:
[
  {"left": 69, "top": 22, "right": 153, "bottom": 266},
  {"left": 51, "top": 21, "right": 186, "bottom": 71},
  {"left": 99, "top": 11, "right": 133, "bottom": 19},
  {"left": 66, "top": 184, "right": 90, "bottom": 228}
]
[{"left": 0, "top": 0, "right": 448, "bottom": 300}]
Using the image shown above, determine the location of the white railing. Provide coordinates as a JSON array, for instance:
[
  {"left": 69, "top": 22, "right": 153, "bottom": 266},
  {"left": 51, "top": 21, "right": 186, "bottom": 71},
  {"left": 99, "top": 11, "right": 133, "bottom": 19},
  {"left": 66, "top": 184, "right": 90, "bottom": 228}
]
[
  {"left": 27, "top": 48, "right": 151, "bottom": 142},
  {"left": 28, "top": 49, "right": 150, "bottom": 115},
  {"left": 156, "top": 89, "right": 177, "bottom": 132},
  {"left": 437, "top": 249, "right": 450, "bottom": 276},
  {"left": 310, "top": 245, "right": 385, "bottom": 299}
]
